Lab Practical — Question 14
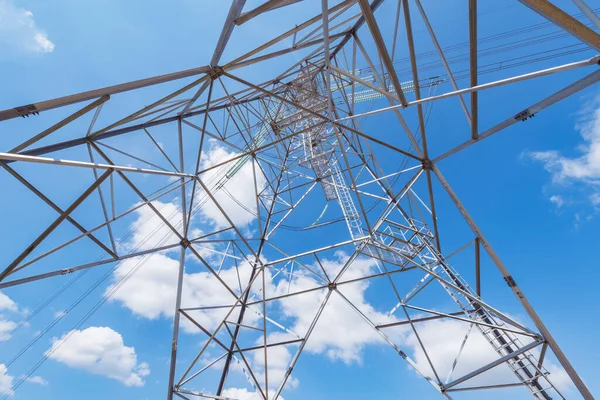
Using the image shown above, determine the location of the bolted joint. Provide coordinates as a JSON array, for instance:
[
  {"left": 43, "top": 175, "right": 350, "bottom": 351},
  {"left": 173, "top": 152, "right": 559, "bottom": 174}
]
[
  {"left": 60, "top": 267, "right": 75, "bottom": 275},
  {"left": 422, "top": 158, "right": 433, "bottom": 170},
  {"left": 504, "top": 275, "right": 517, "bottom": 288},
  {"left": 180, "top": 238, "right": 191, "bottom": 248},
  {"left": 208, "top": 66, "right": 225, "bottom": 80},
  {"left": 270, "top": 121, "right": 281, "bottom": 135},
  {"left": 514, "top": 109, "right": 535, "bottom": 122},
  {"left": 14, "top": 104, "right": 39, "bottom": 118},
  {"left": 328, "top": 282, "right": 337, "bottom": 290}
]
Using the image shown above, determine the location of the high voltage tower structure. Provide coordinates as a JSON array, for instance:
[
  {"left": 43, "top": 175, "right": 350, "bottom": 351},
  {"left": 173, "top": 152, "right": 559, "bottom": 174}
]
[{"left": 0, "top": 0, "right": 599, "bottom": 399}]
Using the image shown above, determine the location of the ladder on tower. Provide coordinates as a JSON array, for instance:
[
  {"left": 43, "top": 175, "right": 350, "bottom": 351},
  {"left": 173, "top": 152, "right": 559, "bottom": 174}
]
[
  {"left": 330, "top": 159, "right": 364, "bottom": 239},
  {"left": 386, "top": 224, "right": 560, "bottom": 399},
  {"left": 290, "top": 68, "right": 560, "bottom": 399}
]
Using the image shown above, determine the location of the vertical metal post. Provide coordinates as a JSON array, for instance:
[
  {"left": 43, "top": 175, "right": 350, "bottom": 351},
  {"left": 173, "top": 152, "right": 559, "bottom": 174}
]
[
  {"left": 475, "top": 237, "right": 481, "bottom": 297},
  {"left": 322, "top": 0, "right": 333, "bottom": 120},
  {"left": 469, "top": 0, "right": 478, "bottom": 140},
  {"left": 168, "top": 117, "right": 189, "bottom": 399},
  {"left": 167, "top": 246, "right": 187, "bottom": 399}
]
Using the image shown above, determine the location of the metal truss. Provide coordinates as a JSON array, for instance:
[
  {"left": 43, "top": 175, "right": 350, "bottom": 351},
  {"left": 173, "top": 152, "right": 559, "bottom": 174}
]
[{"left": 1, "top": 1, "right": 599, "bottom": 399}]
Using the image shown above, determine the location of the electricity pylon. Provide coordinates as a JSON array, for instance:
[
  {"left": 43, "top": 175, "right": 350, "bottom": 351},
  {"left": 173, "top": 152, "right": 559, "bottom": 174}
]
[{"left": 1, "top": 1, "right": 599, "bottom": 399}]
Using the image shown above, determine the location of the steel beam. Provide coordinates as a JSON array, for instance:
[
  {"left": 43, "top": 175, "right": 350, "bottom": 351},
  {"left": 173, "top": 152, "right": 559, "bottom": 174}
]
[
  {"left": 518, "top": 0, "right": 600, "bottom": 50},
  {"left": 0, "top": 66, "right": 210, "bottom": 121},
  {"left": 357, "top": 0, "right": 408, "bottom": 105},
  {"left": 235, "top": 0, "right": 303, "bottom": 26},
  {"left": 0, "top": 169, "right": 112, "bottom": 282}
]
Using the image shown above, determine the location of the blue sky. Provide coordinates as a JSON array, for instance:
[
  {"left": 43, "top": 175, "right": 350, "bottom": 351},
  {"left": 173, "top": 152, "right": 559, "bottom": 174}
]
[{"left": 0, "top": 1, "right": 599, "bottom": 399}]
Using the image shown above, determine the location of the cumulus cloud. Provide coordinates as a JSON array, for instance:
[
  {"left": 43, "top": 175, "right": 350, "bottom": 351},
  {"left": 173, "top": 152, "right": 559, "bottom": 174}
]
[
  {"left": 530, "top": 96, "right": 600, "bottom": 181},
  {"left": 0, "top": 291, "right": 18, "bottom": 341},
  {"left": 197, "top": 142, "right": 266, "bottom": 229},
  {"left": 530, "top": 94, "right": 600, "bottom": 210},
  {"left": 0, "top": 365, "right": 13, "bottom": 396},
  {"left": 46, "top": 327, "right": 150, "bottom": 387},
  {"left": 402, "top": 318, "right": 515, "bottom": 385},
  {"left": 107, "top": 252, "right": 262, "bottom": 333},
  {"left": 25, "top": 376, "right": 48, "bottom": 386},
  {"left": 103, "top": 164, "right": 572, "bottom": 397},
  {"left": 247, "top": 336, "right": 299, "bottom": 393},
  {"left": 0, "top": 292, "right": 17, "bottom": 312},
  {"left": 126, "top": 201, "right": 184, "bottom": 253},
  {"left": 398, "top": 318, "right": 572, "bottom": 392},
  {"left": 107, "top": 183, "right": 264, "bottom": 333},
  {"left": 272, "top": 251, "right": 396, "bottom": 364},
  {"left": 0, "top": 0, "right": 54, "bottom": 53}
]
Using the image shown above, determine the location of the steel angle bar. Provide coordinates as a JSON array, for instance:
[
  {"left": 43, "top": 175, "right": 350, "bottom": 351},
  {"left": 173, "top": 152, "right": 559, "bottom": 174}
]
[
  {"left": 402, "top": 304, "right": 539, "bottom": 338},
  {"left": 329, "top": 0, "right": 385, "bottom": 60},
  {"left": 357, "top": 0, "right": 408, "bottom": 106},
  {"left": 235, "top": 0, "right": 303, "bottom": 26},
  {"left": 0, "top": 162, "right": 117, "bottom": 259},
  {"left": 0, "top": 152, "right": 193, "bottom": 178},
  {"left": 572, "top": 0, "right": 600, "bottom": 30},
  {"left": 10, "top": 96, "right": 109, "bottom": 153},
  {"left": 335, "top": 288, "right": 449, "bottom": 397},
  {"left": 338, "top": 56, "right": 600, "bottom": 122},
  {"left": 227, "top": 30, "right": 350, "bottom": 71},
  {"left": 442, "top": 340, "right": 542, "bottom": 390},
  {"left": 0, "top": 66, "right": 210, "bottom": 121},
  {"left": 0, "top": 169, "right": 112, "bottom": 281},
  {"left": 167, "top": 247, "right": 187, "bottom": 400},
  {"left": 434, "top": 68, "right": 600, "bottom": 163},
  {"left": 413, "top": 0, "right": 471, "bottom": 124},
  {"left": 518, "top": 0, "right": 600, "bottom": 50},
  {"left": 377, "top": 312, "right": 465, "bottom": 329}
]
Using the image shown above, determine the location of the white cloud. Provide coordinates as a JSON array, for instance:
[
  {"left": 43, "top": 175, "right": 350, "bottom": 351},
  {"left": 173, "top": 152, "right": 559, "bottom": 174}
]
[
  {"left": 0, "top": 292, "right": 17, "bottom": 312},
  {"left": 120, "top": 199, "right": 216, "bottom": 259},
  {"left": 0, "top": 0, "right": 54, "bottom": 53},
  {"left": 0, "top": 365, "right": 13, "bottom": 396},
  {"left": 208, "top": 252, "right": 399, "bottom": 394},
  {"left": 25, "top": 376, "right": 48, "bottom": 386},
  {"left": 107, "top": 252, "right": 262, "bottom": 333},
  {"left": 530, "top": 95, "right": 600, "bottom": 187},
  {"left": 197, "top": 142, "right": 266, "bottom": 229},
  {"left": 247, "top": 336, "right": 298, "bottom": 393},
  {"left": 126, "top": 200, "right": 183, "bottom": 253},
  {"left": 402, "top": 318, "right": 516, "bottom": 385},
  {"left": 222, "top": 387, "right": 284, "bottom": 400},
  {"left": 0, "top": 320, "right": 16, "bottom": 341},
  {"left": 549, "top": 195, "right": 565, "bottom": 208},
  {"left": 46, "top": 326, "right": 150, "bottom": 387},
  {"left": 107, "top": 192, "right": 266, "bottom": 333},
  {"left": 272, "top": 251, "right": 396, "bottom": 364},
  {"left": 0, "top": 291, "right": 18, "bottom": 341},
  {"left": 105, "top": 187, "right": 574, "bottom": 397},
  {"left": 399, "top": 318, "right": 572, "bottom": 392}
]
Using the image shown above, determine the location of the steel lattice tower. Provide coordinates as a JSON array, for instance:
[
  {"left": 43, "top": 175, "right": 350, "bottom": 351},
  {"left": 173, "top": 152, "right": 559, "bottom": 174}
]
[{"left": 0, "top": 1, "right": 599, "bottom": 399}]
